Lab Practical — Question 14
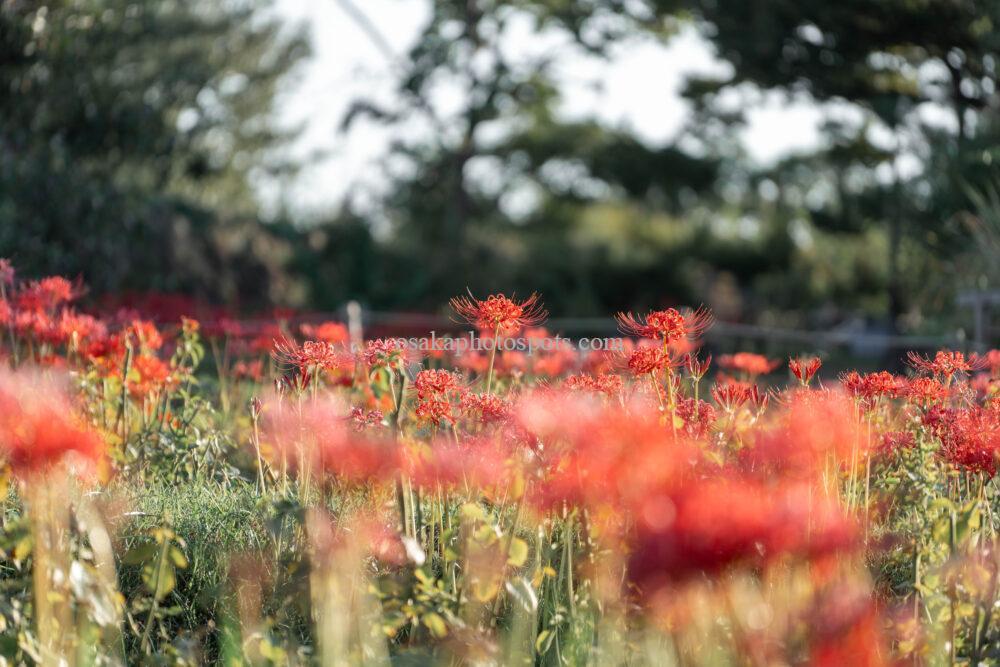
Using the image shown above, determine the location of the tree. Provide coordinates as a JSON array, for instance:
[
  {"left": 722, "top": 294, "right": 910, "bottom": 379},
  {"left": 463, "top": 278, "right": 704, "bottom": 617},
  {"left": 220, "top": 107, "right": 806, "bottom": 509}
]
[{"left": 0, "top": 0, "right": 307, "bottom": 300}]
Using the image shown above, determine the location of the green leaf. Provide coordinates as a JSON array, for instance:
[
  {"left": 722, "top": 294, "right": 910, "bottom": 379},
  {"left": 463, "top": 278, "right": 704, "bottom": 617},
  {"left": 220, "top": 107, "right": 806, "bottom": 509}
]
[
  {"left": 423, "top": 612, "right": 448, "bottom": 638},
  {"left": 122, "top": 542, "right": 158, "bottom": 565},
  {"left": 507, "top": 537, "right": 529, "bottom": 567},
  {"left": 142, "top": 562, "right": 176, "bottom": 601},
  {"left": 169, "top": 546, "right": 188, "bottom": 569}
]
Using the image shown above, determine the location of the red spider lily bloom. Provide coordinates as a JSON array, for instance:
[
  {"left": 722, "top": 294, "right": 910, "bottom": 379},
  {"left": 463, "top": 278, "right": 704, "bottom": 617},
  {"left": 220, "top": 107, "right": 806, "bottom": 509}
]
[
  {"left": 0, "top": 370, "right": 104, "bottom": 476},
  {"left": 685, "top": 353, "right": 711, "bottom": 381},
  {"left": 450, "top": 291, "right": 547, "bottom": 335},
  {"left": 876, "top": 431, "right": 916, "bottom": 459},
  {"left": 362, "top": 338, "right": 410, "bottom": 369},
  {"left": 274, "top": 338, "right": 352, "bottom": 380},
  {"left": 711, "top": 382, "right": 752, "bottom": 413},
  {"left": 842, "top": 371, "right": 901, "bottom": 405},
  {"left": 907, "top": 349, "right": 981, "bottom": 379},
  {"left": 674, "top": 397, "right": 716, "bottom": 438},
  {"left": 262, "top": 396, "right": 400, "bottom": 482},
  {"left": 128, "top": 355, "right": 176, "bottom": 399},
  {"left": 59, "top": 310, "right": 107, "bottom": 348},
  {"left": 413, "top": 369, "right": 466, "bottom": 426},
  {"left": 515, "top": 391, "right": 698, "bottom": 511},
  {"left": 903, "top": 376, "right": 948, "bottom": 406},
  {"left": 564, "top": 373, "right": 623, "bottom": 396},
  {"left": 300, "top": 321, "right": 349, "bottom": 345},
  {"left": 972, "top": 349, "right": 1000, "bottom": 376},
  {"left": 742, "top": 390, "right": 869, "bottom": 478},
  {"left": 626, "top": 345, "right": 671, "bottom": 376},
  {"left": 789, "top": 356, "right": 822, "bottom": 385},
  {"left": 126, "top": 319, "right": 164, "bottom": 352},
  {"left": 461, "top": 392, "right": 512, "bottom": 424},
  {"left": 629, "top": 480, "right": 856, "bottom": 591},
  {"left": 718, "top": 352, "right": 781, "bottom": 377},
  {"left": 934, "top": 406, "right": 1000, "bottom": 475},
  {"left": 615, "top": 306, "right": 713, "bottom": 342},
  {"left": 14, "top": 276, "right": 79, "bottom": 312},
  {"left": 349, "top": 407, "right": 385, "bottom": 431}
]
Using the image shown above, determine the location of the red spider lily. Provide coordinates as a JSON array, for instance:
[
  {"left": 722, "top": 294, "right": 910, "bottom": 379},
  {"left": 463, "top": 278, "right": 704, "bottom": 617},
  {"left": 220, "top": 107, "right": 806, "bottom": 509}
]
[
  {"left": 625, "top": 345, "right": 671, "bottom": 376},
  {"left": 125, "top": 319, "right": 164, "bottom": 352},
  {"left": 58, "top": 310, "right": 107, "bottom": 349},
  {"left": 933, "top": 406, "right": 1000, "bottom": 475},
  {"left": 972, "top": 349, "right": 1000, "bottom": 376},
  {"left": 128, "top": 354, "right": 176, "bottom": 399},
  {"left": 0, "top": 370, "right": 104, "bottom": 476},
  {"left": 450, "top": 291, "right": 547, "bottom": 335},
  {"left": 789, "top": 356, "right": 822, "bottom": 386},
  {"left": 14, "top": 276, "right": 80, "bottom": 312},
  {"left": 413, "top": 369, "right": 466, "bottom": 426},
  {"left": 564, "top": 372, "right": 623, "bottom": 396},
  {"left": 902, "top": 376, "right": 948, "bottom": 406},
  {"left": 673, "top": 397, "right": 716, "bottom": 438},
  {"left": 461, "top": 392, "right": 512, "bottom": 424},
  {"left": 615, "top": 306, "right": 713, "bottom": 342},
  {"left": 841, "top": 371, "right": 901, "bottom": 405},
  {"left": 876, "top": 431, "right": 916, "bottom": 459},
  {"left": 300, "top": 321, "right": 349, "bottom": 345},
  {"left": 685, "top": 353, "right": 711, "bottom": 381},
  {"left": 273, "top": 338, "right": 353, "bottom": 386},
  {"left": 711, "top": 382, "right": 752, "bottom": 413},
  {"left": 629, "top": 479, "right": 857, "bottom": 591},
  {"left": 907, "top": 349, "right": 982, "bottom": 380},
  {"left": 349, "top": 407, "right": 385, "bottom": 431},
  {"left": 362, "top": 338, "right": 411, "bottom": 369},
  {"left": 262, "top": 396, "right": 400, "bottom": 482},
  {"left": 718, "top": 352, "right": 781, "bottom": 377},
  {"left": 515, "top": 391, "right": 699, "bottom": 511},
  {"left": 742, "top": 390, "right": 869, "bottom": 478}
]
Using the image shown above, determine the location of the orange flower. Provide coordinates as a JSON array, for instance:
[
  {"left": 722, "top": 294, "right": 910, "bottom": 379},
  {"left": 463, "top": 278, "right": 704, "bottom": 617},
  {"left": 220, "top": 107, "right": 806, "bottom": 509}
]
[{"left": 718, "top": 352, "right": 780, "bottom": 377}]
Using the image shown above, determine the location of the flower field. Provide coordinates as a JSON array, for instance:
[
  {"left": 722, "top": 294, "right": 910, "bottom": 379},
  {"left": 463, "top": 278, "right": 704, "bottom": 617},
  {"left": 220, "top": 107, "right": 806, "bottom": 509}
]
[{"left": 2, "top": 261, "right": 1000, "bottom": 666}]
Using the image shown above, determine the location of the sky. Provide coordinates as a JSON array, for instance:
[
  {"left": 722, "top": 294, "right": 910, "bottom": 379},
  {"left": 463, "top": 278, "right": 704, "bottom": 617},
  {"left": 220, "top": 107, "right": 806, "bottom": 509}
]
[{"left": 267, "top": 0, "right": 833, "bottom": 217}]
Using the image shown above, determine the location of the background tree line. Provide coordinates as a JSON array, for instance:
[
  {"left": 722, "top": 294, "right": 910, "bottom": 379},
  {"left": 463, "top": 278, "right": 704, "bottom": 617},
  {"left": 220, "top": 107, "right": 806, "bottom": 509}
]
[{"left": 3, "top": 0, "right": 1000, "bottom": 333}]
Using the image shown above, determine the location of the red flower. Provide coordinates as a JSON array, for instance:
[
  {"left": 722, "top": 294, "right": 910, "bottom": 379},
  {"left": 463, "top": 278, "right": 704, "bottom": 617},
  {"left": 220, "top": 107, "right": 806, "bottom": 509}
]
[
  {"left": 450, "top": 291, "right": 547, "bottom": 334},
  {"left": 615, "top": 306, "right": 713, "bottom": 342},
  {"left": 789, "top": 356, "right": 822, "bottom": 385},
  {"left": 15, "top": 276, "right": 79, "bottom": 312},
  {"left": 300, "top": 321, "right": 349, "bottom": 345},
  {"left": 0, "top": 370, "right": 104, "bottom": 476},
  {"left": 626, "top": 346, "right": 670, "bottom": 376},
  {"left": 718, "top": 352, "right": 780, "bottom": 377},
  {"left": 564, "top": 373, "right": 624, "bottom": 396},
  {"left": 129, "top": 355, "right": 176, "bottom": 399},
  {"left": 462, "top": 392, "right": 512, "bottom": 424},
  {"left": 907, "top": 349, "right": 980, "bottom": 379},
  {"left": 413, "top": 369, "right": 466, "bottom": 426},
  {"left": 362, "top": 338, "right": 410, "bottom": 369},
  {"left": 263, "top": 396, "right": 400, "bottom": 482}
]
